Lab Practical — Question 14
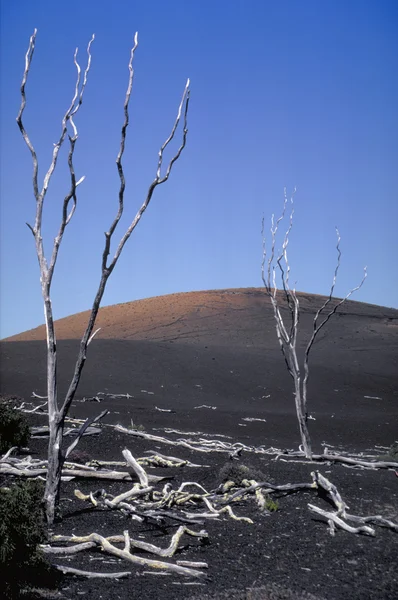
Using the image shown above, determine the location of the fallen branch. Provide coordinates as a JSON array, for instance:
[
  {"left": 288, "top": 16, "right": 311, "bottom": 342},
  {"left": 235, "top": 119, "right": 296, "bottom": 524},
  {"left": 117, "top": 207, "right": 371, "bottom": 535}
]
[
  {"left": 43, "top": 541, "right": 96, "bottom": 554},
  {"left": 345, "top": 513, "right": 398, "bottom": 532},
  {"left": 308, "top": 504, "right": 375, "bottom": 536},
  {"left": 122, "top": 448, "right": 149, "bottom": 487},
  {"left": 114, "top": 425, "right": 273, "bottom": 454},
  {"left": 96, "top": 391, "right": 133, "bottom": 399},
  {"left": 176, "top": 561, "right": 208, "bottom": 569},
  {"left": 114, "top": 425, "right": 398, "bottom": 471},
  {"left": 308, "top": 471, "right": 398, "bottom": 535},
  {"left": 72, "top": 469, "right": 254, "bottom": 526},
  {"left": 30, "top": 425, "right": 102, "bottom": 438},
  {"left": 311, "top": 471, "right": 346, "bottom": 514},
  {"left": 46, "top": 527, "right": 208, "bottom": 577},
  {"left": 0, "top": 447, "right": 18, "bottom": 462},
  {"left": 276, "top": 450, "right": 398, "bottom": 470},
  {"left": 104, "top": 484, "right": 153, "bottom": 507},
  {"left": 54, "top": 565, "right": 131, "bottom": 579},
  {"left": 15, "top": 400, "right": 48, "bottom": 414},
  {"left": 219, "top": 480, "right": 315, "bottom": 505},
  {"left": 0, "top": 462, "right": 168, "bottom": 482},
  {"left": 142, "top": 451, "right": 208, "bottom": 468}
]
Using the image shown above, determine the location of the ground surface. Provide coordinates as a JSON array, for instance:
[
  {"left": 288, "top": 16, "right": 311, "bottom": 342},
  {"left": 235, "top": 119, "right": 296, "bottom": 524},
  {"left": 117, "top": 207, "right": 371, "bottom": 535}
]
[{"left": 1, "top": 288, "right": 397, "bottom": 599}]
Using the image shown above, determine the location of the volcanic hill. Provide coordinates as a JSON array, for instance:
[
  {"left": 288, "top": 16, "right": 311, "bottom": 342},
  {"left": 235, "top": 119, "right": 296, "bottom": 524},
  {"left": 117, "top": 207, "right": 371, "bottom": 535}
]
[
  {"left": 4, "top": 287, "right": 397, "bottom": 345},
  {"left": 1, "top": 288, "right": 397, "bottom": 449},
  {"left": 1, "top": 289, "right": 398, "bottom": 600}
]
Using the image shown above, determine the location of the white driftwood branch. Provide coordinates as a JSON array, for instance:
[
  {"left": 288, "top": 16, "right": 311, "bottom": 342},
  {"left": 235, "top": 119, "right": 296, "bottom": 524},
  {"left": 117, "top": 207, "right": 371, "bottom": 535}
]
[
  {"left": 344, "top": 513, "right": 398, "bottom": 532},
  {"left": 275, "top": 449, "right": 398, "bottom": 470},
  {"left": 311, "top": 452, "right": 398, "bottom": 470},
  {"left": 122, "top": 448, "right": 149, "bottom": 487},
  {"left": 0, "top": 447, "right": 18, "bottom": 462},
  {"left": 308, "top": 504, "right": 375, "bottom": 536},
  {"left": 114, "top": 424, "right": 272, "bottom": 454},
  {"left": 0, "top": 462, "right": 166, "bottom": 483},
  {"left": 22, "top": 401, "right": 48, "bottom": 413},
  {"left": 54, "top": 565, "right": 131, "bottom": 579},
  {"left": 177, "top": 561, "right": 208, "bottom": 569},
  {"left": 308, "top": 471, "right": 398, "bottom": 535},
  {"left": 311, "top": 471, "right": 347, "bottom": 514},
  {"left": 47, "top": 527, "right": 208, "bottom": 577},
  {"left": 142, "top": 451, "right": 207, "bottom": 468},
  {"left": 105, "top": 485, "right": 153, "bottom": 507},
  {"left": 43, "top": 541, "right": 96, "bottom": 554}
]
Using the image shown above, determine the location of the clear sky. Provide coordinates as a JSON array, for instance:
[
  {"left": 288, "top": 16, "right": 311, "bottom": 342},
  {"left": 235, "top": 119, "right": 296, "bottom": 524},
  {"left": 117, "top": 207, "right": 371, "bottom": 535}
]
[{"left": 1, "top": 0, "right": 397, "bottom": 339}]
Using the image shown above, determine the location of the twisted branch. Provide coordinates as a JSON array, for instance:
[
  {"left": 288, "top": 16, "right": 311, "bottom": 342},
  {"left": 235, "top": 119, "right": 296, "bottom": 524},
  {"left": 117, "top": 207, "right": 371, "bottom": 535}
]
[{"left": 45, "top": 527, "right": 208, "bottom": 578}]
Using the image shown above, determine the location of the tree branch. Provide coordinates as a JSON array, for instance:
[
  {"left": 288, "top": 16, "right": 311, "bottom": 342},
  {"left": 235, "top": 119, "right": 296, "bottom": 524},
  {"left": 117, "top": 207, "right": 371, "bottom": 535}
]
[
  {"left": 47, "top": 528, "right": 208, "bottom": 577},
  {"left": 302, "top": 230, "right": 367, "bottom": 416},
  {"left": 60, "top": 59, "right": 190, "bottom": 420}
]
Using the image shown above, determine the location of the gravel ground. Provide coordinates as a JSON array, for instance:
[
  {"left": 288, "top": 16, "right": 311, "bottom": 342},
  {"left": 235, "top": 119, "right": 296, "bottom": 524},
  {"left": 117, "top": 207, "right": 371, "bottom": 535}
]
[{"left": 1, "top": 290, "right": 397, "bottom": 599}]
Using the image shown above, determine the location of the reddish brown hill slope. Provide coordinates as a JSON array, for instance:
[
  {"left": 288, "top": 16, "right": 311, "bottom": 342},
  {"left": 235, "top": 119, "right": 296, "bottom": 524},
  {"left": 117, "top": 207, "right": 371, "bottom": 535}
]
[
  {"left": 1, "top": 288, "right": 397, "bottom": 455},
  {"left": 4, "top": 287, "right": 397, "bottom": 346}
]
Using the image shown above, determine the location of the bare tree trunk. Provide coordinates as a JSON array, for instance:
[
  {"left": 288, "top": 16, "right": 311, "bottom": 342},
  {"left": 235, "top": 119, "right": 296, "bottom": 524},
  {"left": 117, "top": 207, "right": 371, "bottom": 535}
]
[
  {"left": 293, "top": 377, "right": 312, "bottom": 459},
  {"left": 45, "top": 417, "right": 64, "bottom": 525},
  {"left": 17, "top": 30, "right": 190, "bottom": 525},
  {"left": 41, "top": 285, "right": 63, "bottom": 523}
]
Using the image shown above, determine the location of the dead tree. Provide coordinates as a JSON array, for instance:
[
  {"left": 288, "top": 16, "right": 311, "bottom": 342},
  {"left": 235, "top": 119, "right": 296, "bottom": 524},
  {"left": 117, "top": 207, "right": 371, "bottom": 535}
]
[
  {"left": 17, "top": 30, "right": 190, "bottom": 526},
  {"left": 261, "top": 190, "right": 367, "bottom": 459}
]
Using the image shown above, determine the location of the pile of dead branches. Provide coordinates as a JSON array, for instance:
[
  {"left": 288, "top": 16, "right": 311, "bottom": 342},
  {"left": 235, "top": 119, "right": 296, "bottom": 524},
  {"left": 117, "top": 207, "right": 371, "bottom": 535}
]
[{"left": 3, "top": 436, "right": 397, "bottom": 580}]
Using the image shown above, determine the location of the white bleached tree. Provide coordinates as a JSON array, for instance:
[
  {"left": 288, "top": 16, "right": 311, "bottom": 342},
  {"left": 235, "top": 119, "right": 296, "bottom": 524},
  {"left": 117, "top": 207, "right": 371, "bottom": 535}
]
[
  {"left": 17, "top": 29, "right": 190, "bottom": 525},
  {"left": 262, "top": 190, "right": 367, "bottom": 458}
]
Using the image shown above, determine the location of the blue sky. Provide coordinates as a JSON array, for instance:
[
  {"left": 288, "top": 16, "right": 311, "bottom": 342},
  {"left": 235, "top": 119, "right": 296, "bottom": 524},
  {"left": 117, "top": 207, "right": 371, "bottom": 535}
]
[{"left": 1, "top": 0, "right": 397, "bottom": 338}]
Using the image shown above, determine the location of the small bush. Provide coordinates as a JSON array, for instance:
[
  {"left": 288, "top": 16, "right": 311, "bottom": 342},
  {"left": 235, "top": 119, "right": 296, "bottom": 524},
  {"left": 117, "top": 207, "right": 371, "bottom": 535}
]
[
  {"left": 219, "top": 463, "right": 266, "bottom": 486},
  {"left": 0, "top": 397, "right": 30, "bottom": 454},
  {"left": 219, "top": 463, "right": 278, "bottom": 512},
  {"left": 263, "top": 496, "right": 279, "bottom": 512},
  {"left": 67, "top": 449, "right": 91, "bottom": 464},
  {"left": 0, "top": 479, "right": 53, "bottom": 598}
]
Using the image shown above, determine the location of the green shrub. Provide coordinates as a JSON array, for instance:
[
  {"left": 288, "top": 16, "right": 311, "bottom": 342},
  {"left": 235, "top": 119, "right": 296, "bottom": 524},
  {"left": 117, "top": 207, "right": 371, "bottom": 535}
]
[
  {"left": 0, "top": 397, "right": 30, "bottom": 454},
  {"left": 0, "top": 479, "right": 52, "bottom": 598},
  {"left": 264, "top": 496, "right": 279, "bottom": 512}
]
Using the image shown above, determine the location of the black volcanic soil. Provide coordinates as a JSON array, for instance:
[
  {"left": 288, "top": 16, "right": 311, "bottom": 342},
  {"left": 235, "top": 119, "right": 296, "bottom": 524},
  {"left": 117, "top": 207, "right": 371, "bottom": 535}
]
[{"left": 1, "top": 289, "right": 397, "bottom": 599}]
